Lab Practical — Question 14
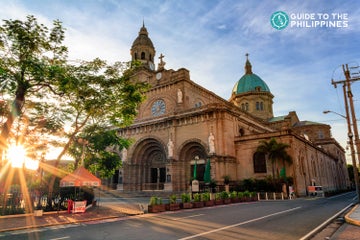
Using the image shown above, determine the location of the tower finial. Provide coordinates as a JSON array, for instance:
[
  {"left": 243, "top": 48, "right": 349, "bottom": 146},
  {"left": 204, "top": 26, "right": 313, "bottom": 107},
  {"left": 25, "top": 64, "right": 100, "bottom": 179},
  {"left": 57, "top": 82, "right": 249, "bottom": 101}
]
[
  {"left": 245, "top": 53, "right": 252, "bottom": 74},
  {"left": 142, "top": 18, "right": 145, "bottom": 28}
]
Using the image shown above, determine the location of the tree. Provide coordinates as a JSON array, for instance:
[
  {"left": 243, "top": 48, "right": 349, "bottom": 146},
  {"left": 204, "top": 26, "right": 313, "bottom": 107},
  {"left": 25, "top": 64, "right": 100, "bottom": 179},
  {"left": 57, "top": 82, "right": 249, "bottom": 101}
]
[
  {"left": 0, "top": 15, "right": 67, "bottom": 159},
  {"left": 256, "top": 138, "right": 292, "bottom": 179},
  {"left": 0, "top": 16, "right": 148, "bottom": 209}
]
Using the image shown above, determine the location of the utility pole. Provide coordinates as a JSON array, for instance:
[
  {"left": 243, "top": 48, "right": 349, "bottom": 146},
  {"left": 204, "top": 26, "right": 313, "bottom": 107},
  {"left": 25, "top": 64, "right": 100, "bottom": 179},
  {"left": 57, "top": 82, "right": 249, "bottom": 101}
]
[
  {"left": 343, "top": 64, "right": 360, "bottom": 168},
  {"left": 331, "top": 64, "right": 360, "bottom": 202}
]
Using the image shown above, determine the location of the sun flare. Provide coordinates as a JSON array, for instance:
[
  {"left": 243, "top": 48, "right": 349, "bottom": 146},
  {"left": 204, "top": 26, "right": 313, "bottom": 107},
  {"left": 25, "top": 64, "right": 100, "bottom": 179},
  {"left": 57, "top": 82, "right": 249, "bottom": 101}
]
[{"left": 7, "top": 144, "right": 26, "bottom": 168}]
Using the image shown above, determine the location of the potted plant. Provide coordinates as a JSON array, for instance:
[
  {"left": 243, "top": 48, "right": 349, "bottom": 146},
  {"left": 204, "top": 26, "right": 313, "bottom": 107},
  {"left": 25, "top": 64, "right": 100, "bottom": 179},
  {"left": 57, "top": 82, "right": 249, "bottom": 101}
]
[
  {"left": 223, "top": 175, "right": 231, "bottom": 193},
  {"left": 33, "top": 204, "right": 43, "bottom": 217},
  {"left": 238, "top": 191, "right": 245, "bottom": 202},
  {"left": 148, "top": 196, "right": 166, "bottom": 213},
  {"left": 181, "top": 193, "right": 192, "bottom": 209},
  {"left": 215, "top": 192, "right": 223, "bottom": 205},
  {"left": 221, "top": 191, "right": 231, "bottom": 204},
  {"left": 230, "top": 191, "right": 239, "bottom": 203},
  {"left": 166, "top": 194, "right": 180, "bottom": 211},
  {"left": 192, "top": 193, "right": 204, "bottom": 208},
  {"left": 202, "top": 192, "right": 214, "bottom": 207},
  {"left": 243, "top": 190, "right": 252, "bottom": 202}
]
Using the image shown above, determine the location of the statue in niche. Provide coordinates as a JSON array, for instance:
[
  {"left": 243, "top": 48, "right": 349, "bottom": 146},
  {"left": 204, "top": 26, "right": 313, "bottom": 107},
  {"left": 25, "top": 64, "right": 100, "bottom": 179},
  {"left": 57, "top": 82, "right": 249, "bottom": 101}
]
[
  {"left": 177, "top": 89, "right": 183, "bottom": 103},
  {"left": 122, "top": 148, "right": 127, "bottom": 162},
  {"left": 208, "top": 132, "right": 215, "bottom": 154},
  {"left": 167, "top": 138, "right": 174, "bottom": 158}
]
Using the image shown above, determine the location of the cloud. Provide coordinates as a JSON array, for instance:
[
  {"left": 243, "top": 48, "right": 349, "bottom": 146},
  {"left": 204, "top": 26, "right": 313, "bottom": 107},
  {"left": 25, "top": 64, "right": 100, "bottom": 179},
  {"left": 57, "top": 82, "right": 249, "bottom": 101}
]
[{"left": 1, "top": 0, "right": 359, "bottom": 156}]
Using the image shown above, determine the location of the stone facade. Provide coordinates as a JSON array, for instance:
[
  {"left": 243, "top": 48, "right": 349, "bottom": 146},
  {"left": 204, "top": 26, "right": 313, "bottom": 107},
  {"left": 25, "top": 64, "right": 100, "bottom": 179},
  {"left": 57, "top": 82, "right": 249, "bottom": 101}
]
[{"left": 115, "top": 24, "right": 350, "bottom": 196}]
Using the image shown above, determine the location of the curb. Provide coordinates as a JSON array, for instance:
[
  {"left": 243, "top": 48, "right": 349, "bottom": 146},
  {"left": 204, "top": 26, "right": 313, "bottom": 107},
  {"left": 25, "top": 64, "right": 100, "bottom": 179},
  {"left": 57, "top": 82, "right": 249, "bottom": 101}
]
[
  {"left": 0, "top": 215, "right": 122, "bottom": 233},
  {"left": 344, "top": 204, "right": 360, "bottom": 227}
]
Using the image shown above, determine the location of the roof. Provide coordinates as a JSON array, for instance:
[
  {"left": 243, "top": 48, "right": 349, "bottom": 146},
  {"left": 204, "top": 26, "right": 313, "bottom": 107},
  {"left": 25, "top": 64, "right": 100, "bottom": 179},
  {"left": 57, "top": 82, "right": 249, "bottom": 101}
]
[
  {"left": 131, "top": 24, "right": 154, "bottom": 49},
  {"left": 267, "top": 115, "right": 287, "bottom": 122},
  {"left": 60, "top": 166, "right": 101, "bottom": 187},
  {"left": 232, "top": 57, "right": 271, "bottom": 95},
  {"left": 293, "top": 120, "right": 327, "bottom": 127},
  {"left": 232, "top": 73, "right": 271, "bottom": 94}
]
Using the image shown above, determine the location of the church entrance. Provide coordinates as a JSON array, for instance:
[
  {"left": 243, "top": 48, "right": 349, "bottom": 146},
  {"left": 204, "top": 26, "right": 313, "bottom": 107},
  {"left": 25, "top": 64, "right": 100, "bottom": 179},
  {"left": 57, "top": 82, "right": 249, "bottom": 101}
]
[
  {"left": 177, "top": 141, "right": 208, "bottom": 192},
  {"left": 125, "top": 138, "right": 167, "bottom": 191},
  {"left": 151, "top": 168, "right": 166, "bottom": 184}
]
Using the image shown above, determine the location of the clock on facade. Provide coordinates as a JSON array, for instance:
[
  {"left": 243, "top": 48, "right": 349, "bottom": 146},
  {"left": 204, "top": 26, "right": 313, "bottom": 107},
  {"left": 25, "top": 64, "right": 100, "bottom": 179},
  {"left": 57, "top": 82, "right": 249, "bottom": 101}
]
[{"left": 151, "top": 99, "right": 166, "bottom": 116}]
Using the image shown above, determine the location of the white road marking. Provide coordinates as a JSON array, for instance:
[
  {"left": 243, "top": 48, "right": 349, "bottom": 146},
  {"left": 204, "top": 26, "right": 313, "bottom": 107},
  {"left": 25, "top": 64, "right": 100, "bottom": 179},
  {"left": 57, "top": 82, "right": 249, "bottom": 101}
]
[
  {"left": 177, "top": 206, "right": 301, "bottom": 240},
  {"left": 171, "top": 214, "right": 204, "bottom": 220},
  {"left": 299, "top": 202, "right": 354, "bottom": 240},
  {"left": 49, "top": 237, "right": 70, "bottom": 240}
]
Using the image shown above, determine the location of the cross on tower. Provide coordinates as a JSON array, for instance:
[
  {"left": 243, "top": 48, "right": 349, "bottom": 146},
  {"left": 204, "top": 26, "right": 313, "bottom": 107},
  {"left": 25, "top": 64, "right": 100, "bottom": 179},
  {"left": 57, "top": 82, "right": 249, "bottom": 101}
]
[
  {"left": 159, "top": 54, "right": 165, "bottom": 64},
  {"left": 158, "top": 53, "right": 166, "bottom": 70}
]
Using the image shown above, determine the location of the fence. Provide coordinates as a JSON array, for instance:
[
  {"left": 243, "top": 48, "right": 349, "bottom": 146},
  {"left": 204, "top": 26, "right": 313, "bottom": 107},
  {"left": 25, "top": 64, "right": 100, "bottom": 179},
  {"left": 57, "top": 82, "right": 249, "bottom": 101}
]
[
  {"left": 0, "top": 191, "right": 68, "bottom": 216},
  {"left": 257, "top": 192, "right": 291, "bottom": 200}
]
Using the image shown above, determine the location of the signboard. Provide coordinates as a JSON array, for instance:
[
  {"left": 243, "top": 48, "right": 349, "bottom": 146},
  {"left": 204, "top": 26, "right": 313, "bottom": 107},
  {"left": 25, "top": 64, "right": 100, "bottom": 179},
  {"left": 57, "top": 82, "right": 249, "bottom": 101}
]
[
  {"left": 73, "top": 200, "right": 87, "bottom": 213},
  {"left": 192, "top": 180, "right": 199, "bottom": 192}
]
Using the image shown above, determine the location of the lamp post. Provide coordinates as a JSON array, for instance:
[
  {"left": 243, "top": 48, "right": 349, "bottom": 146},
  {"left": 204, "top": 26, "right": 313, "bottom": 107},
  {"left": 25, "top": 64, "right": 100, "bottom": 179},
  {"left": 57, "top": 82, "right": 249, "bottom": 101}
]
[{"left": 324, "top": 108, "right": 360, "bottom": 202}]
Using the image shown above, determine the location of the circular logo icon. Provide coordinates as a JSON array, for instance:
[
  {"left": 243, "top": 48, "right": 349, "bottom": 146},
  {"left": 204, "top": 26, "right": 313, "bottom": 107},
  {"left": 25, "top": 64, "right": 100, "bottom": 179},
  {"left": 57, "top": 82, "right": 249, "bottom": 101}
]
[{"left": 270, "top": 11, "right": 289, "bottom": 30}]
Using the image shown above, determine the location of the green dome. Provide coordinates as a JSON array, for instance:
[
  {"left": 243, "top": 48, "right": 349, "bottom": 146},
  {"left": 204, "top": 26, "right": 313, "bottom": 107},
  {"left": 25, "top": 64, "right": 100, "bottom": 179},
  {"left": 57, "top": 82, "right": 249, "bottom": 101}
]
[
  {"left": 232, "top": 56, "right": 271, "bottom": 94},
  {"left": 232, "top": 73, "right": 271, "bottom": 94}
]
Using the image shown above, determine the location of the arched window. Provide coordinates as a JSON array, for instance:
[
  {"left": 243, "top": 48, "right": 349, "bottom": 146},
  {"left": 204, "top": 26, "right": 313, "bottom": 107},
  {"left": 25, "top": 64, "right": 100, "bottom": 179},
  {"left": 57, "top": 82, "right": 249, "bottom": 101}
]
[
  {"left": 141, "top": 52, "right": 145, "bottom": 60},
  {"left": 253, "top": 152, "right": 266, "bottom": 173},
  {"left": 134, "top": 53, "right": 138, "bottom": 60},
  {"left": 256, "top": 101, "right": 264, "bottom": 111}
]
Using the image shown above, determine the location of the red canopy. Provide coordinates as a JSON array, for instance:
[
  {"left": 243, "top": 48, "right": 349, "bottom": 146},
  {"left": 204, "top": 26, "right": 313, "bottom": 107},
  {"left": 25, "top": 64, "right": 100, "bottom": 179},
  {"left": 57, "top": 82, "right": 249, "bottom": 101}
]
[{"left": 60, "top": 166, "right": 101, "bottom": 187}]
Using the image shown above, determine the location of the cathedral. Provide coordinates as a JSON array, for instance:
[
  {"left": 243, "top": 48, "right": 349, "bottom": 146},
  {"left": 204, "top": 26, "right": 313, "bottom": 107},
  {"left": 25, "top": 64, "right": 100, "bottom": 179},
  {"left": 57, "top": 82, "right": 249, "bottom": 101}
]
[{"left": 115, "top": 24, "right": 349, "bottom": 197}]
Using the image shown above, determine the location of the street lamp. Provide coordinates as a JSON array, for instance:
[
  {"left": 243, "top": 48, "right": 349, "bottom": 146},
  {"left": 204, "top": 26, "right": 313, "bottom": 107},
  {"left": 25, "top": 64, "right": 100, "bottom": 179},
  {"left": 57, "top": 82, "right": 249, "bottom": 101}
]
[
  {"left": 322, "top": 110, "right": 346, "bottom": 119},
  {"left": 324, "top": 109, "right": 360, "bottom": 202}
]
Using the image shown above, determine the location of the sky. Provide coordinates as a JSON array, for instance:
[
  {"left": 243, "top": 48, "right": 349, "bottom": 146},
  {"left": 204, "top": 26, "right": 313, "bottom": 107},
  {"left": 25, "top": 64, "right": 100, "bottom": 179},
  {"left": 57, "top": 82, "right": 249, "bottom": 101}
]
[{"left": 1, "top": 0, "right": 360, "bottom": 162}]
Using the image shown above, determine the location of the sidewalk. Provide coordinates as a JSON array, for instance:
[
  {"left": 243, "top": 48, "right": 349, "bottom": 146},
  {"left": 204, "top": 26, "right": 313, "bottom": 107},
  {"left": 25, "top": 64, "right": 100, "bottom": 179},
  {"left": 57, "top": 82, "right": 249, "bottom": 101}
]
[
  {"left": 0, "top": 202, "right": 144, "bottom": 233},
  {"left": 330, "top": 204, "right": 360, "bottom": 240}
]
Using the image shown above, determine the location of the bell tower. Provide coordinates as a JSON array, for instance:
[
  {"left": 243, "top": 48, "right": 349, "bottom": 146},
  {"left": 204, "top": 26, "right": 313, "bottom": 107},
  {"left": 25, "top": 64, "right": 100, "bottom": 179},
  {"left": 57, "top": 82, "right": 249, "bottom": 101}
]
[{"left": 130, "top": 22, "right": 156, "bottom": 71}]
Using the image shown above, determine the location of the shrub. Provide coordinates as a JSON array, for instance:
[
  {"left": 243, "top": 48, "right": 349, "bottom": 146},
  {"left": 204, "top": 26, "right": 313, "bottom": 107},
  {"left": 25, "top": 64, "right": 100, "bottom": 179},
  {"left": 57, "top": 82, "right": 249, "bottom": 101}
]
[
  {"left": 181, "top": 193, "right": 191, "bottom": 203},
  {"left": 202, "top": 192, "right": 210, "bottom": 201},
  {"left": 243, "top": 190, "right": 251, "bottom": 197},
  {"left": 223, "top": 175, "right": 231, "bottom": 185},
  {"left": 193, "top": 193, "right": 201, "bottom": 202},
  {"left": 220, "top": 191, "right": 229, "bottom": 199},
  {"left": 230, "top": 191, "right": 237, "bottom": 199},
  {"left": 215, "top": 192, "right": 222, "bottom": 200},
  {"left": 169, "top": 194, "right": 177, "bottom": 204},
  {"left": 149, "top": 196, "right": 163, "bottom": 205},
  {"left": 149, "top": 196, "right": 158, "bottom": 206}
]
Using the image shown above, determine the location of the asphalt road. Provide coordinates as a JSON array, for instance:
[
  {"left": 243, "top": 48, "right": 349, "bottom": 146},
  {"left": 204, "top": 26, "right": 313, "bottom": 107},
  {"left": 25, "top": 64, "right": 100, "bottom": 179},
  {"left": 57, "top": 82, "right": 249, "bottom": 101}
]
[{"left": 3, "top": 192, "right": 356, "bottom": 240}]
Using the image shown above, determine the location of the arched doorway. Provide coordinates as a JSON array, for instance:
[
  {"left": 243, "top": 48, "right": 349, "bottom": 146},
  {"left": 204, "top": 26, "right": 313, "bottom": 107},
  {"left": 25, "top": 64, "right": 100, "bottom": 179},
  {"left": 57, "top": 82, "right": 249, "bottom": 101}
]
[
  {"left": 177, "top": 140, "right": 207, "bottom": 191},
  {"left": 127, "top": 138, "right": 167, "bottom": 191}
]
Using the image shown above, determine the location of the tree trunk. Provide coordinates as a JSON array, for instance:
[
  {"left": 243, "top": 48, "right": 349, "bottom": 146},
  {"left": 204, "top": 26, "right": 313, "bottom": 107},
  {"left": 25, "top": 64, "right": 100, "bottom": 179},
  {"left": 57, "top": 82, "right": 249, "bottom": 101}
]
[{"left": 0, "top": 87, "right": 26, "bottom": 162}]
